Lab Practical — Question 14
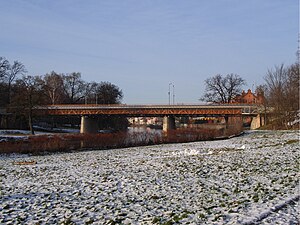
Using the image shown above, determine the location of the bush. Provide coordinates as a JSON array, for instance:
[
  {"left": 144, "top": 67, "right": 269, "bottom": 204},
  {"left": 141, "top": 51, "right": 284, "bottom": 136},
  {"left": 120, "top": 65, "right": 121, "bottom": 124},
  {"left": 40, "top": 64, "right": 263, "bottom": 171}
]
[{"left": 0, "top": 126, "right": 243, "bottom": 154}]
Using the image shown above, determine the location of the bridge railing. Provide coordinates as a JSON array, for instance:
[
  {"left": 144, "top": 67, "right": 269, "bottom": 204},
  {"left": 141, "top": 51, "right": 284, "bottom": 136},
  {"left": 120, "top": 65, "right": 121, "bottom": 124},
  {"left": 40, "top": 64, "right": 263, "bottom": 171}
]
[
  {"left": 34, "top": 103, "right": 267, "bottom": 117},
  {"left": 37, "top": 104, "right": 247, "bottom": 110}
]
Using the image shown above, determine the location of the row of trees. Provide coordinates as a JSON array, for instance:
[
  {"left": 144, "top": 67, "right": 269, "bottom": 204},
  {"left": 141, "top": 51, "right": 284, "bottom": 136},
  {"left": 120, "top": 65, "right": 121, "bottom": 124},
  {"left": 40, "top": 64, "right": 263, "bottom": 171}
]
[
  {"left": 0, "top": 58, "right": 123, "bottom": 108},
  {"left": 42, "top": 72, "right": 124, "bottom": 105},
  {"left": 201, "top": 62, "right": 299, "bottom": 128},
  {"left": 0, "top": 56, "right": 124, "bottom": 132},
  {"left": 1, "top": 56, "right": 298, "bottom": 131}
]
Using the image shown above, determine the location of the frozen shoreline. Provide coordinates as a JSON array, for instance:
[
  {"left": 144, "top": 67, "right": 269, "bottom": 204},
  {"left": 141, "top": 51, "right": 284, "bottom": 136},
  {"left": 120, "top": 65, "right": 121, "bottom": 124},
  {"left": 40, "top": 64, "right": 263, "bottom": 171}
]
[{"left": 0, "top": 130, "right": 299, "bottom": 224}]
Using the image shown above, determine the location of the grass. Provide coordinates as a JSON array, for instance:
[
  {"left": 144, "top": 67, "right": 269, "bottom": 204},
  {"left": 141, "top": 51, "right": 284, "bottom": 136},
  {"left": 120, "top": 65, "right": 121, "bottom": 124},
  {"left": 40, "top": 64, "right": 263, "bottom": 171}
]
[{"left": 285, "top": 139, "right": 299, "bottom": 145}]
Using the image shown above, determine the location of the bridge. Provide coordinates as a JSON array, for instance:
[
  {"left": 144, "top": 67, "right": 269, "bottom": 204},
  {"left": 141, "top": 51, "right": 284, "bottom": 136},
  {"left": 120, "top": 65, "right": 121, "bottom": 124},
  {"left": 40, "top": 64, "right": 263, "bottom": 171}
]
[{"left": 35, "top": 104, "right": 261, "bottom": 133}]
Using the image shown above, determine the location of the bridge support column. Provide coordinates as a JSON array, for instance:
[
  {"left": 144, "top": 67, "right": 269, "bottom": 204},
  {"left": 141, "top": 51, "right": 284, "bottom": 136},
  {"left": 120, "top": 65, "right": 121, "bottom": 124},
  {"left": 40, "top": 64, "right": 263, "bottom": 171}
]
[
  {"left": 250, "top": 114, "right": 264, "bottom": 130},
  {"left": 163, "top": 116, "right": 176, "bottom": 132},
  {"left": 80, "top": 116, "right": 98, "bottom": 134}
]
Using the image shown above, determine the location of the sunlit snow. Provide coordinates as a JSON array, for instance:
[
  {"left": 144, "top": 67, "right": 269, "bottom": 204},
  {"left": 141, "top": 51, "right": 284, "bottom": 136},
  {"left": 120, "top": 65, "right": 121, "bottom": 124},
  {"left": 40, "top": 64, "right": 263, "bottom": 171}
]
[{"left": 0, "top": 130, "right": 299, "bottom": 224}]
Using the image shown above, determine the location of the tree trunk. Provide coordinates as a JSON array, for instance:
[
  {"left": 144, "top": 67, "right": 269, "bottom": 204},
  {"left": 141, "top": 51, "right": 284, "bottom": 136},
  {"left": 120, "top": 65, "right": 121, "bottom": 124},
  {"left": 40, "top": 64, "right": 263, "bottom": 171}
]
[{"left": 28, "top": 110, "right": 35, "bottom": 135}]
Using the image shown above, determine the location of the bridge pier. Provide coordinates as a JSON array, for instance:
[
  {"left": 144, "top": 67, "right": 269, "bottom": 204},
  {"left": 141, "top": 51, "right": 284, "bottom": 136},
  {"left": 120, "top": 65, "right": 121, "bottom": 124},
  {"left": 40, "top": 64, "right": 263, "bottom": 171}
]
[
  {"left": 163, "top": 116, "right": 176, "bottom": 132},
  {"left": 80, "top": 116, "right": 98, "bottom": 134},
  {"left": 250, "top": 113, "right": 265, "bottom": 130}
]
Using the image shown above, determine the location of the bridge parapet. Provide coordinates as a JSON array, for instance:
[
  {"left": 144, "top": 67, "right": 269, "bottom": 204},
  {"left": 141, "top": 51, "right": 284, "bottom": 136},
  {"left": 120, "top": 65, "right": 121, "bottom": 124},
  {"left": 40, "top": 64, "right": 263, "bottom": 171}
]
[{"left": 35, "top": 104, "right": 244, "bottom": 117}]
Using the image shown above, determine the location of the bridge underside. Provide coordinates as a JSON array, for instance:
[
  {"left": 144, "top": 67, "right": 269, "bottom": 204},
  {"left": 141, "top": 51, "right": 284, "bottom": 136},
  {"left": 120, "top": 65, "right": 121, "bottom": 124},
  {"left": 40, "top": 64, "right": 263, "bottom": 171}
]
[{"left": 79, "top": 115, "right": 178, "bottom": 133}]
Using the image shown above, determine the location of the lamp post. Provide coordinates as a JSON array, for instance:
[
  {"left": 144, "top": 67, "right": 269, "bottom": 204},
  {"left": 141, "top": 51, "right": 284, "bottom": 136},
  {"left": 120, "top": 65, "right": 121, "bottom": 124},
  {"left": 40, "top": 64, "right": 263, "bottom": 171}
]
[
  {"left": 168, "top": 83, "right": 175, "bottom": 105},
  {"left": 172, "top": 84, "right": 175, "bottom": 104},
  {"left": 168, "top": 83, "right": 172, "bottom": 105}
]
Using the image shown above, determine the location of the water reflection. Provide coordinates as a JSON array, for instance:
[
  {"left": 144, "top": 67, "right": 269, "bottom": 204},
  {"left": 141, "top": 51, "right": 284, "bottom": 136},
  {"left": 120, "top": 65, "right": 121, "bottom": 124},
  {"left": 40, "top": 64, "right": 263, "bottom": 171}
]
[
  {"left": 126, "top": 126, "right": 162, "bottom": 144},
  {"left": 128, "top": 126, "right": 162, "bottom": 134}
]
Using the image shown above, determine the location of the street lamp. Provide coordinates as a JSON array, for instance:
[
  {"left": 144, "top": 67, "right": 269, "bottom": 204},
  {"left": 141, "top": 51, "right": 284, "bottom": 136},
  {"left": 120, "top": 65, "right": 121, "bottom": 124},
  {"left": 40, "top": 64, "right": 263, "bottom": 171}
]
[
  {"left": 172, "top": 84, "right": 175, "bottom": 104},
  {"left": 168, "top": 83, "right": 175, "bottom": 105},
  {"left": 168, "top": 83, "right": 172, "bottom": 105}
]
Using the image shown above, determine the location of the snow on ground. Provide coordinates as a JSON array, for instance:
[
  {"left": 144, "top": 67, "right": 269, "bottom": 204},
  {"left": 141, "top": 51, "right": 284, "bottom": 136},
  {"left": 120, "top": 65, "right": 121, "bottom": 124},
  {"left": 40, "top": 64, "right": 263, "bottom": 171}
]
[
  {"left": 0, "top": 130, "right": 299, "bottom": 224},
  {"left": 0, "top": 130, "right": 53, "bottom": 142},
  {"left": 0, "top": 130, "right": 32, "bottom": 135},
  {"left": 0, "top": 130, "right": 31, "bottom": 143}
]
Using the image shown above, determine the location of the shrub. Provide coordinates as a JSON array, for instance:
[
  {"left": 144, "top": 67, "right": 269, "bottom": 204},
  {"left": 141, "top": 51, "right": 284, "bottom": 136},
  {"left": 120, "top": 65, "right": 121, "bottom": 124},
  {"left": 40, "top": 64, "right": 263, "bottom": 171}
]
[{"left": 0, "top": 126, "right": 242, "bottom": 154}]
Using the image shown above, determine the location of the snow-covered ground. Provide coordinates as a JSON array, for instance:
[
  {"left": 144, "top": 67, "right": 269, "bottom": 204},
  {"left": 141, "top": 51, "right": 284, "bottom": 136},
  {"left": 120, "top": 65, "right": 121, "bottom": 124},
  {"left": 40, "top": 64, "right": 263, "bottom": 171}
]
[
  {"left": 0, "top": 130, "right": 32, "bottom": 143},
  {"left": 0, "top": 129, "right": 76, "bottom": 143},
  {"left": 0, "top": 130, "right": 51, "bottom": 142},
  {"left": 0, "top": 130, "right": 299, "bottom": 224}
]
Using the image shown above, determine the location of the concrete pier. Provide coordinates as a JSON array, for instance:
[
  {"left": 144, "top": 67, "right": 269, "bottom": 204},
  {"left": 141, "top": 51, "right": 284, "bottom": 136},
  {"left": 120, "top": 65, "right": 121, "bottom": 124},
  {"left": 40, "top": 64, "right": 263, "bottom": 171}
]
[
  {"left": 163, "top": 116, "right": 176, "bottom": 132},
  {"left": 250, "top": 114, "right": 265, "bottom": 130},
  {"left": 80, "top": 116, "right": 98, "bottom": 134}
]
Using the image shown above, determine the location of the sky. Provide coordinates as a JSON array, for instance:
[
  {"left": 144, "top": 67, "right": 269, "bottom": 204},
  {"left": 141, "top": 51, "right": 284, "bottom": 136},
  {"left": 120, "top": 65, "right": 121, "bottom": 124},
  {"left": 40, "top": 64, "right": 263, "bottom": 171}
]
[{"left": 0, "top": 0, "right": 298, "bottom": 104}]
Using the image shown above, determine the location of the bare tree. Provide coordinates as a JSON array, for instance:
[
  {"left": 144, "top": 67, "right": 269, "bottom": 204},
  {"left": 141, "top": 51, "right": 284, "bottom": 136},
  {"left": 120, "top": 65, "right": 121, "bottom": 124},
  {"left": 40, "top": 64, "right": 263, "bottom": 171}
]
[
  {"left": 265, "top": 64, "right": 287, "bottom": 111},
  {"left": 83, "top": 81, "right": 99, "bottom": 104},
  {"left": 0, "top": 57, "right": 26, "bottom": 105},
  {"left": 13, "top": 75, "right": 45, "bottom": 134},
  {"left": 96, "top": 81, "right": 123, "bottom": 104},
  {"left": 7, "top": 61, "right": 27, "bottom": 104},
  {"left": 0, "top": 57, "right": 9, "bottom": 81},
  {"left": 201, "top": 74, "right": 246, "bottom": 103},
  {"left": 264, "top": 63, "right": 300, "bottom": 128},
  {"left": 43, "top": 71, "right": 66, "bottom": 104},
  {"left": 0, "top": 57, "right": 10, "bottom": 107},
  {"left": 63, "top": 72, "right": 86, "bottom": 104},
  {"left": 286, "top": 63, "right": 299, "bottom": 114}
]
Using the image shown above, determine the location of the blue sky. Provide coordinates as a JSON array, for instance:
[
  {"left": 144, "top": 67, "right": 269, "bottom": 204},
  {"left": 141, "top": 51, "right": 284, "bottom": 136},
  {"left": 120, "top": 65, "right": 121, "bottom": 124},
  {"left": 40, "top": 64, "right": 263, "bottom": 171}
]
[{"left": 1, "top": 0, "right": 298, "bottom": 104}]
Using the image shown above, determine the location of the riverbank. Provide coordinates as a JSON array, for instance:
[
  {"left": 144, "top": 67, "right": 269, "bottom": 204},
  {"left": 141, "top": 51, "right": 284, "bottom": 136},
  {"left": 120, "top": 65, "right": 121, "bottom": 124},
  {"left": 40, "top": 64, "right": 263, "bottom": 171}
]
[{"left": 0, "top": 127, "right": 241, "bottom": 154}]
